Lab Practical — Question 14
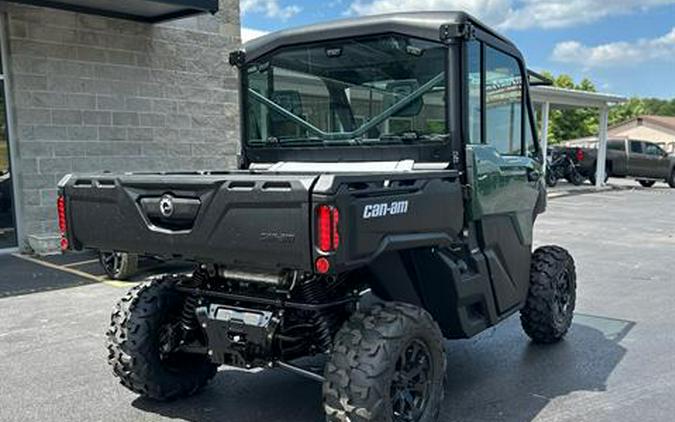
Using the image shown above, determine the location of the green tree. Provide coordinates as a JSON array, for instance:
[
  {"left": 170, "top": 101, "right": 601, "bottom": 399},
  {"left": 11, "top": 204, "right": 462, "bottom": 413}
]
[
  {"left": 609, "top": 97, "right": 645, "bottom": 126},
  {"left": 538, "top": 73, "right": 675, "bottom": 144},
  {"left": 545, "top": 74, "right": 599, "bottom": 143}
]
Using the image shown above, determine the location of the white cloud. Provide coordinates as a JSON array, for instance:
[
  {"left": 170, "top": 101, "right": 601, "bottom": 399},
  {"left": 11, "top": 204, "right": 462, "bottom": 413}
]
[
  {"left": 241, "top": 0, "right": 301, "bottom": 21},
  {"left": 502, "top": 0, "right": 675, "bottom": 30},
  {"left": 551, "top": 27, "right": 675, "bottom": 67},
  {"left": 241, "top": 27, "right": 269, "bottom": 42},
  {"left": 345, "top": 0, "right": 675, "bottom": 30},
  {"left": 346, "top": 0, "right": 511, "bottom": 27}
]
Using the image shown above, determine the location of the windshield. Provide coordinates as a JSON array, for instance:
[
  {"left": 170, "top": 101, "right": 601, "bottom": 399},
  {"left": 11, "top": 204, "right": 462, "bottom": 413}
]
[{"left": 243, "top": 34, "right": 448, "bottom": 146}]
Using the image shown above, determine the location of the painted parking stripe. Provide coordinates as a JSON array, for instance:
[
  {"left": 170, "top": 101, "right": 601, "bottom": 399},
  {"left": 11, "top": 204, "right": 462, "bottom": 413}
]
[
  {"left": 62, "top": 258, "right": 100, "bottom": 268},
  {"left": 11, "top": 253, "right": 137, "bottom": 288},
  {"left": 13, "top": 253, "right": 104, "bottom": 283}
]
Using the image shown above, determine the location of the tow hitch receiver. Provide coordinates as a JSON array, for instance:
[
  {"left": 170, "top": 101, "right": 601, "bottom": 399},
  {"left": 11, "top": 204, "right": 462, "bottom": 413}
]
[{"left": 196, "top": 304, "right": 279, "bottom": 368}]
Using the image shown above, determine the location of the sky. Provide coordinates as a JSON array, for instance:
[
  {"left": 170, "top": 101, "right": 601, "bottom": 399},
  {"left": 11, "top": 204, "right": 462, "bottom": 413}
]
[{"left": 240, "top": 0, "right": 675, "bottom": 99}]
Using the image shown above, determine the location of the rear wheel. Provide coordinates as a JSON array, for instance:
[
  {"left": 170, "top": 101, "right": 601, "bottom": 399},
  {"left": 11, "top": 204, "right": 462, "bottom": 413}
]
[
  {"left": 668, "top": 170, "right": 675, "bottom": 188},
  {"left": 521, "top": 246, "right": 576, "bottom": 344},
  {"left": 106, "top": 277, "right": 217, "bottom": 401},
  {"left": 99, "top": 251, "right": 138, "bottom": 280},
  {"left": 566, "top": 169, "right": 584, "bottom": 186},
  {"left": 588, "top": 165, "right": 608, "bottom": 186},
  {"left": 638, "top": 179, "right": 656, "bottom": 188},
  {"left": 323, "top": 302, "right": 446, "bottom": 422}
]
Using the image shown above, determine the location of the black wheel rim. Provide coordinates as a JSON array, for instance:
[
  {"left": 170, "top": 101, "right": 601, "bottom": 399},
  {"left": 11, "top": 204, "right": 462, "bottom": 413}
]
[
  {"left": 158, "top": 320, "right": 190, "bottom": 372},
  {"left": 101, "top": 252, "right": 122, "bottom": 277},
  {"left": 553, "top": 269, "right": 574, "bottom": 327},
  {"left": 390, "top": 339, "right": 433, "bottom": 422}
]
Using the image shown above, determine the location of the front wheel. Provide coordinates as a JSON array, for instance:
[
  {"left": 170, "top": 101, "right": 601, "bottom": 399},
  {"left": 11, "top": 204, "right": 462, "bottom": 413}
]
[
  {"left": 545, "top": 170, "right": 558, "bottom": 188},
  {"left": 668, "top": 170, "right": 675, "bottom": 188},
  {"left": 323, "top": 302, "right": 446, "bottom": 422},
  {"left": 106, "top": 277, "right": 217, "bottom": 400},
  {"left": 521, "top": 246, "right": 577, "bottom": 344},
  {"left": 638, "top": 179, "right": 656, "bottom": 188}
]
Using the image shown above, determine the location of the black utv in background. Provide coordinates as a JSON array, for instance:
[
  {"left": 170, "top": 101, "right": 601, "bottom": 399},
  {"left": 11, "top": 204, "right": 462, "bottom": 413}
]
[{"left": 58, "top": 12, "right": 577, "bottom": 422}]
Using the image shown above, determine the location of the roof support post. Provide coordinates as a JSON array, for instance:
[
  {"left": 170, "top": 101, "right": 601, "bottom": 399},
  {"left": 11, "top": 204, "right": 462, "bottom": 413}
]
[
  {"left": 540, "top": 102, "right": 550, "bottom": 175},
  {"left": 596, "top": 106, "right": 609, "bottom": 188}
]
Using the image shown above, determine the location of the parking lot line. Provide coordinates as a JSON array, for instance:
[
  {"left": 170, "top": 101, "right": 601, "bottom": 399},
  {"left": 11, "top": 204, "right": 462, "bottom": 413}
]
[
  {"left": 12, "top": 253, "right": 105, "bottom": 283},
  {"left": 12, "top": 253, "right": 141, "bottom": 288},
  {"left": 103, "top": 280, "right": 140, "bottom": 288},
  {"left": 62, "top": 258, "right": 100, "bottom": 268}
]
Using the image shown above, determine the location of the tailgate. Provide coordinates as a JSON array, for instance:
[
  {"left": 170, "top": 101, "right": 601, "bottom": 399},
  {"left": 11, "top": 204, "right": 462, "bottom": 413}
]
[{"left": 61, "top": 172, "right": 317, "bottom": 271}]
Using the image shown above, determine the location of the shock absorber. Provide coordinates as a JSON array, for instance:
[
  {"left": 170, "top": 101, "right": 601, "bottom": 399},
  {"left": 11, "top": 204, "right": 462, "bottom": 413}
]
[
  {"left": 180, "top": 295, "right": 200, "bottom": 331},
  {"left": 297, "top": 277, "right": 345, "bottom": 351},
  {"left": 180, "top": 267, "right": 208, "bottom": 331}
]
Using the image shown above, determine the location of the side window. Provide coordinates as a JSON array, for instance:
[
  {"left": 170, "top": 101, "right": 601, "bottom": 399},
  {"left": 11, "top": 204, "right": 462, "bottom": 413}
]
[
  {"left": 645, "top": 143, "right": 664, "bottom": 156},
  {"left": 466, "top": 41, "right": 481, "bottom": 144},
  {"left": 485, "top": 46, "right": 523, "bottom": 155},
  {"left": 630, "top": 141, "right": 643, "bottom": 154}
]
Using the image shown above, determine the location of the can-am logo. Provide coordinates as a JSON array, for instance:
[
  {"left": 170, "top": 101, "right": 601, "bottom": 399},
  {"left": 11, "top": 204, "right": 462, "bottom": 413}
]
[{"left": 363, "top": 200, "right": 409, "bottom": 219}]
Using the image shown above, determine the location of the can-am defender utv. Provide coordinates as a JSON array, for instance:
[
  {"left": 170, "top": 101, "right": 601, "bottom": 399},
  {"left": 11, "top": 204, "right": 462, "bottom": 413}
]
[{"left": 58, "top": 11, "right": 577, "bottom": 422}]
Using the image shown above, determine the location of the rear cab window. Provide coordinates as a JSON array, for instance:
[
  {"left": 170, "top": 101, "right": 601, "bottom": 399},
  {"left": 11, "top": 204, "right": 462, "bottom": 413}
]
[
  {"left": 607, "top": 140, "right": 625, "bottom": 152},
  {"left": 630, "top": 141, "right": 643, "bottom": 154}
]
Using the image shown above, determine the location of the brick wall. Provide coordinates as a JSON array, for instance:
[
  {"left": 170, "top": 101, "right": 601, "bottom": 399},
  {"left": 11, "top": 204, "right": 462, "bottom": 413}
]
[{"left": 4, "top": 1, "right": 241, "bottom": 251}]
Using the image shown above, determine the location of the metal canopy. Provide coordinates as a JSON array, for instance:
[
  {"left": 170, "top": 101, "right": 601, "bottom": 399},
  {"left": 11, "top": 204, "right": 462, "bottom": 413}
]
[
  {"left": 531, "top": 85, "right": 626, "bottom": 109},
  {"left": 530, "top": 86, "right": 627, "bottom": 188},
  {"left": 5, "top": 0, "right": 218, "bottom": 23}
]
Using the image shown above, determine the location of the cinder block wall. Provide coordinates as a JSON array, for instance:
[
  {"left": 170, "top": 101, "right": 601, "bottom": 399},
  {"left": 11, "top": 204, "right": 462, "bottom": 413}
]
[{"left": 4, "top": 1, "right": 241, "bottom": 251}]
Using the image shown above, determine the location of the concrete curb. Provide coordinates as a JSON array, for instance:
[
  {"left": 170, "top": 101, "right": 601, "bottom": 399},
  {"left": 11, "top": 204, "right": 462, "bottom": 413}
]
[{"left": 548, "top": 184, "right": 631, "bottom": 200}]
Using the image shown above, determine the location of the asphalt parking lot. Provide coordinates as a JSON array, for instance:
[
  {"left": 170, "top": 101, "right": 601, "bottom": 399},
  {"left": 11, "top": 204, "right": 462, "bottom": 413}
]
[{"left": 1, "top": 183, "right": 674, "bottom": 422}]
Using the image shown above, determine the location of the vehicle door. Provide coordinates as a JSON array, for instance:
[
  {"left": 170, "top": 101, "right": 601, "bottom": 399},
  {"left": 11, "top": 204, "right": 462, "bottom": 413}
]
[
  {"left": 644, "top": 142, "right": 670, "bottom": 178},
  {"left": 627, "top": 141, "right": 651, "bottom": 178},
  {"left": 464, "top": 41, "right": 542, "bottom": 315},
  {"left": 606, "top": 140, "right": 627, "bottom": 176}
]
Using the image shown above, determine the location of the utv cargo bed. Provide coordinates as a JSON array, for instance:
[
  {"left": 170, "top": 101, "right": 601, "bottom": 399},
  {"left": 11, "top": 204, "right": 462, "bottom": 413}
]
[{"left": 59, "top": 169, "right": 463, "bottom": 272}]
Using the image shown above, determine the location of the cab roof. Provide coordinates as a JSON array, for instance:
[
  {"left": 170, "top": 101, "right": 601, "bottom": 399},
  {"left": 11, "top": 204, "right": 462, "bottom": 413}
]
[{"left": 240, "top": 11, "right": 520, "bottom": 63}]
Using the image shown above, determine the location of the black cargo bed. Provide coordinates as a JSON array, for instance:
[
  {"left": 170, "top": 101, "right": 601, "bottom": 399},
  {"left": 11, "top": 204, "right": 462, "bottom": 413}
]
[{"left": 61, "top": 172, "right": 317, "bottom": 271}]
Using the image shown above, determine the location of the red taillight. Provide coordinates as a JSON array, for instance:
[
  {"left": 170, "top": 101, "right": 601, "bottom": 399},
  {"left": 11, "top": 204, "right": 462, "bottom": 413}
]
[
  {"left": 315, "top": 257, "right": 330, "bottom": 274},
  {"left": 57, "top": 195, "right": 68, "bottom": 250},
  {"left": 316, "top": 204, "right": 340, "bottom": 253},
  {"left": 576, "top": 148, "right": 584, "bottom": 162}
]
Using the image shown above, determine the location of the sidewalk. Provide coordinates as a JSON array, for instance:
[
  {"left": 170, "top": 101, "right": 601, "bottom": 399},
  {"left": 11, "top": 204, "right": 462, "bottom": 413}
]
[
  {"left": 546, "top": 177, "right": 666, "bottom": 199},
  {"left": 547, "top": 182, "right": 624, "bottom": 199}
]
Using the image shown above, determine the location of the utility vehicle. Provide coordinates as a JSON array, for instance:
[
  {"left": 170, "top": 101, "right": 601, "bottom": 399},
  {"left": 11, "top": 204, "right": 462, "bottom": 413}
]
[{"left": 58, "top": 12, "right": 577, "bottom": 422}]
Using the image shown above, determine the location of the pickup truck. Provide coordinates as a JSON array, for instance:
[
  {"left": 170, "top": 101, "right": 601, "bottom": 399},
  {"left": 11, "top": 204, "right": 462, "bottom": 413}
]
[
  {"left": 57, "top": 12, "right": 577, "bottom": 422},
  {"left": 566, "top": 139, "right": 675, "bottom": 187}
]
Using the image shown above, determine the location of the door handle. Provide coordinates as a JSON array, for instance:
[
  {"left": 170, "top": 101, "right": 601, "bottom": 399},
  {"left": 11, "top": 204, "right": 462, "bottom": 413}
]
[{"left": 527, "top": 169, "right": 540, "bottom": 182}]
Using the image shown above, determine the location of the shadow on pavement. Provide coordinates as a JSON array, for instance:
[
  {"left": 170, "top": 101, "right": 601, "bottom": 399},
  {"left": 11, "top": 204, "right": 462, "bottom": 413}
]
[
  {"left": 0, "top": 254, "right": 94, "bottom": 298},
  {"left": 0, "top": 251, "right": 193, "bottom": 297},
  {"left": 132, "top": 313, "right": 633, "bottom": 422}
]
